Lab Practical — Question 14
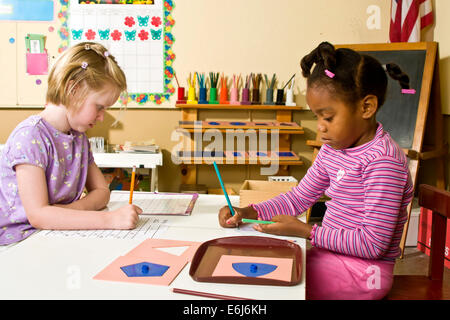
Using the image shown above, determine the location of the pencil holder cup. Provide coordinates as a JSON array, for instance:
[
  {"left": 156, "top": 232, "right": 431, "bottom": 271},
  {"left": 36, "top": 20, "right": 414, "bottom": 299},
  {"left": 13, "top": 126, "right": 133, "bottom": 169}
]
[
  {"left": 219, "top": 87, "right": 229, "bottom": 104},
  {"left": 209, "top": 87, "right": 219, "bottom": 104},
  {"left": 264, "top": 88, "right": 274, "bottom": 105},
  {"left": 251, "top": 88, "right": 260, "bottom": 104},
  {"left": 275, "top": 89, "right": 284, "bottom": 105},
  {"left": 285, "top": 88, "right": 296, "bottom": 106},
  {"left": 187, "top": 86, "right": 198, "bottom": 104},
  {"left": 198, "top": 88, "right": 208, "bottom": 104},
  {"left": 240, "top": 88, "right": 251, "bottom": 105},
  {"left": 229, "top": 87, "right": 239, "bottom": 105},
  {"left": 176, "top": 87, "right": 186, "bottom": 104}
]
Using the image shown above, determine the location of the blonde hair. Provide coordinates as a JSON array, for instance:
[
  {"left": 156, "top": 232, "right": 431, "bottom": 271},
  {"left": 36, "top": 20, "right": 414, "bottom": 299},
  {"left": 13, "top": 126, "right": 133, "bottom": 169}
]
[{"left": 46, "top": 42, "right": 127, "bottom": 111}]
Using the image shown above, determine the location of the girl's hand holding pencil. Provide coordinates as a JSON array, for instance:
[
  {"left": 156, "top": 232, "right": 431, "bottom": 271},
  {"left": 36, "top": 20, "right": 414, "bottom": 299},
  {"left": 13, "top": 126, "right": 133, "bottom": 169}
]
[
  {"left": 108, "top": 204, "right": 143, "bottom": 230},
  {"left": 218, "top": 205, "right": 313, "bottom": 238},
  {"left": 218, "top": 205, "right": 258, "bottom": 228}
]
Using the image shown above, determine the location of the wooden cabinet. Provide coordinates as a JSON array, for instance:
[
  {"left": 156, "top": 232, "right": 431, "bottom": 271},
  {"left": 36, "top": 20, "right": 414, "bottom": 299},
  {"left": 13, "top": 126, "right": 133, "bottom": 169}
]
[{"left": 175, "top": 104, "right": 304, "bottom": 185}]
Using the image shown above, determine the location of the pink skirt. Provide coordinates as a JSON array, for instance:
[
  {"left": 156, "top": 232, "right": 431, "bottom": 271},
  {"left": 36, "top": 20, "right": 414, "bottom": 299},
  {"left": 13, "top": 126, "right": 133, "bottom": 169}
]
[{"left": 306, "top": 247, "right": 394, "bottom": 300}]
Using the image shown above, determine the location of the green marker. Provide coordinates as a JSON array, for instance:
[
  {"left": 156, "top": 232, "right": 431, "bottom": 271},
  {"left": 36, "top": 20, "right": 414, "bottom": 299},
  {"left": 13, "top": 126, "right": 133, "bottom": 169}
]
[{"left": 242, "top": 218, "right": 275, "bottom": 225}]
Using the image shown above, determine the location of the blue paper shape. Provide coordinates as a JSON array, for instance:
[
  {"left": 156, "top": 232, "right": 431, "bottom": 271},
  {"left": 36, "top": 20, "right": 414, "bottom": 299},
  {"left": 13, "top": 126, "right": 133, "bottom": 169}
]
[
  {"left": 232, "top": 262, "right": 277, "bottom": 277},
  {"left": 256, "top": 152, "right": 267, "bottom": 156},
  {"left": 229, "top": 122, "right": 246, "bottom": 126},
  {"left": 277, "top": 151, "right": 294, "bottom": 157},
  {"left": 120, "top": 262, "right": 169, "bottom": 277}
]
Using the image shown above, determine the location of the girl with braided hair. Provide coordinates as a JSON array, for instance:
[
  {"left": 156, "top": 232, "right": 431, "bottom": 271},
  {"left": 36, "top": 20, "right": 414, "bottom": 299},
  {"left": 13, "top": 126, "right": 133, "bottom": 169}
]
[
  {"left": 0, "top": 42, "right": 142, "bottom": 246},
  {"left": 218, "top": 42, "right": 414, "bottom": 299}
]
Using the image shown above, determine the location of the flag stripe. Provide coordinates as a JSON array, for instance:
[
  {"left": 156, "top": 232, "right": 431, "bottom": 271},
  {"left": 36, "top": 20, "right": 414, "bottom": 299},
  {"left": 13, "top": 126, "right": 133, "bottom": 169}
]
[{"left": 390, "top": 0, "right": 433, "bottom": 43}]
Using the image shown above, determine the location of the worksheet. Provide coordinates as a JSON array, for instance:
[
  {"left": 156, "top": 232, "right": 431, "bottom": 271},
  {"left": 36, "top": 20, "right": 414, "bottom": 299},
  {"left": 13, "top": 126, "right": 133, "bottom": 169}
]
[
  {"left": 107, "top": 191, "right": 198, "bottom": 216},
  {"left": 38, "top": 216, "right": 169, "bottom": 240}
]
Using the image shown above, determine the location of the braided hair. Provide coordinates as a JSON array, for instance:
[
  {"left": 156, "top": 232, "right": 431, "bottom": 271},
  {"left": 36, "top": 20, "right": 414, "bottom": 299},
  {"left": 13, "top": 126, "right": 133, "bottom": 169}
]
[{"left": 300, "top": 42, "right": 411, "bottom": 109}]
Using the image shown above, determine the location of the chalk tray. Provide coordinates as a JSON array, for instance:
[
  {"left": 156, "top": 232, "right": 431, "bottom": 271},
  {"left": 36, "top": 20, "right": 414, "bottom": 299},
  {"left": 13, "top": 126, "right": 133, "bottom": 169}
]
[{"left": 189, "top": 236, "right": 302, "bottom": 286}]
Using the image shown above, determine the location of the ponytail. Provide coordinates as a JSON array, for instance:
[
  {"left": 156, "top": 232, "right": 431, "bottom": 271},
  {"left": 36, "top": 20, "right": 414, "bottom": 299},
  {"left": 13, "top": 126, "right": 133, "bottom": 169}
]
[{"left": 384, "top": 63, "right": 411, "bottom": 89}]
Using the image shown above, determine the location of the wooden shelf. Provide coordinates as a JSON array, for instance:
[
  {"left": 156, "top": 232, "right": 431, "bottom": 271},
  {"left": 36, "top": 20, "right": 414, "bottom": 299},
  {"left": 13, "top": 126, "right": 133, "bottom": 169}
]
[
  {"left": 176, "top": 159, "right": 304, "bottom": 166},
  {"left": 178, "top": 128, "right": 305, "bottom": 134},
  {"left": 176, "top": 103, "right": 304, "bottom": 185},
  {"left": 176, "top": 104, "right": 304, "bottom": 111},
  {"left": 175, "top": 150, "right": 303, "bottom": 166},
  {"left": 177, "top": 120, "right": 304, "bottom": 135}
]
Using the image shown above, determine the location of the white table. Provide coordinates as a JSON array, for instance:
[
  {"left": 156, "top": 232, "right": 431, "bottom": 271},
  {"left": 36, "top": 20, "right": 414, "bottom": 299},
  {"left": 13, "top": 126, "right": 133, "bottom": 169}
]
[
  {"left": 0, "top": 194, "right": 305, "bottom": 300},
  {"left": 93, "top": 152, "right": 162, "bottom": 192}
]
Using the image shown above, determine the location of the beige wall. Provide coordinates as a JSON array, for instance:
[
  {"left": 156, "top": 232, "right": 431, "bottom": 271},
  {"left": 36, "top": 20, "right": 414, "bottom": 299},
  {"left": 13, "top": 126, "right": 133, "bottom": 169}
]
[{"left": 0, "top": 0, "right": 449, "bottom": 192}]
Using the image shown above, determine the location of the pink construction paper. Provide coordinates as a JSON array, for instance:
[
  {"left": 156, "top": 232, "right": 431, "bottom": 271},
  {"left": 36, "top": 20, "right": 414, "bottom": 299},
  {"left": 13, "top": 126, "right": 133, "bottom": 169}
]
[
  {"left": 93, "top": 239, "right": 201, "bottom": 286},
  {"left": 26, "top": 53, "right": 48, "bottom": 75},
  {"left": 211, "top": 255, "right": 293, "bottom": 282},
  {"left": 127, "top": 238, "right": 201, "bottom": 261}
]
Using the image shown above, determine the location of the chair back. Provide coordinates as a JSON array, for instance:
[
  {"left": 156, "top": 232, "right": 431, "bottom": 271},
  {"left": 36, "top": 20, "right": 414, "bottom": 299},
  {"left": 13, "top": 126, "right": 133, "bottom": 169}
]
[{"left": 418, "top": 184, "right": 450, "bottom": 280}]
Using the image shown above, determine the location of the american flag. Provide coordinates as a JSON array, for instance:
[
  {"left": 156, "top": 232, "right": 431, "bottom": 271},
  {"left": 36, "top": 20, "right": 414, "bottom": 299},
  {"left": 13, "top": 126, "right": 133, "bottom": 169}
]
[{"left": 390, "top": 0, "right": 434, "bottom": 42}]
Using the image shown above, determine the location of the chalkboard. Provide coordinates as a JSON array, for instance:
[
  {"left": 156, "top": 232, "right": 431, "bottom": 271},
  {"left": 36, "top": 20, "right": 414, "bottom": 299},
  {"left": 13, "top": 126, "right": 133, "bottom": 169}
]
[{"left": 359, "top": 50, "right": 426, "bottom": 149}]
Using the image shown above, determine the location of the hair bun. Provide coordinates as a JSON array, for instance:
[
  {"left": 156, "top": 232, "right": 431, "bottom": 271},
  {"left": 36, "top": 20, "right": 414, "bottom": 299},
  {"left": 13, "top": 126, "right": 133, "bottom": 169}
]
[
  {"left": 317, "top": 42, "right": 336, "bottom": 71},
  {"left": 300, "top": 41, "right": 336, "bottom": 78}
]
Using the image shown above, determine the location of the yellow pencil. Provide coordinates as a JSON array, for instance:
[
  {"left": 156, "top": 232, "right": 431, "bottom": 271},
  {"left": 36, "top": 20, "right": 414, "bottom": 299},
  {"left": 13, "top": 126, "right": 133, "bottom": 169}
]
[{"left": 129, "top": 166, "right": 136, "bottom": 204}]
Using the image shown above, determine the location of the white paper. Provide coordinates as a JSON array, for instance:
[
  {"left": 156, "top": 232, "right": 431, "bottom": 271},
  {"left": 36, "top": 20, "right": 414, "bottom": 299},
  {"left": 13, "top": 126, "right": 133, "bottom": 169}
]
[
  {"left": 107, "top": 191, "right": 196, "bottom": 215},
  {"left": 38, "top": 216, "right": 169, "bottom": 240}
]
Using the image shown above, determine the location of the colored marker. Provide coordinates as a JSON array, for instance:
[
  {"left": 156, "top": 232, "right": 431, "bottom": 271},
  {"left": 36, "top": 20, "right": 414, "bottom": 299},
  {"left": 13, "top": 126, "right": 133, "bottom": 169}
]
[
  {"left": 212, "top": 161, "right": 235, "bottom": 216},
  {"left": 242, "top": 218, "right": 275, "bottom": 225}
]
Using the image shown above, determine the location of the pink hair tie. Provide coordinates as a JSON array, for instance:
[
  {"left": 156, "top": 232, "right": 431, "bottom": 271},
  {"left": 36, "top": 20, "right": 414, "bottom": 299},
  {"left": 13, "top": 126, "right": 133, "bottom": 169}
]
[
  {"left": 401, "top": 88, "right": 416, "bottom": 94},
  {"left": 104, "top": 51, "right": 110, "bottom": 57},
  {"left": 324, "top": 69, "right": 335, "bottom": 78},
  {"left": 81, "top": 61, "right": 88, "bottom": 69}
]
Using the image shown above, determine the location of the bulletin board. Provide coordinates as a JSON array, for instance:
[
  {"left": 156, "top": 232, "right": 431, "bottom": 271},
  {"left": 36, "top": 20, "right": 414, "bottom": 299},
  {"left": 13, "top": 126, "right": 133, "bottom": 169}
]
[{"left": 0, "top": 0, "right": 176, "bottom": 108}]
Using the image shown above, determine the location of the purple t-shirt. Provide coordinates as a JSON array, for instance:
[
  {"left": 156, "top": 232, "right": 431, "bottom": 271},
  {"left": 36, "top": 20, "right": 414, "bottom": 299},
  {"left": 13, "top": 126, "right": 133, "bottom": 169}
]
[{"left": 0, "top": 115, "right": 94, "bottom": 245}]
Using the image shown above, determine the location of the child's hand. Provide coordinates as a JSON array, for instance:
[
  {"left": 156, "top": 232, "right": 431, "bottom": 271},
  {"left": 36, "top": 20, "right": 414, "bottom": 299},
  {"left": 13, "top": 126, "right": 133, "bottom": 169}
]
[
  {"left": 108, "top": 204, "right": 143, "bottom": 229},
  {"left": 218, "top": 205, "right": 258, "bottom": 228},
  {"left": 252, "top": 215, "right": 312, "bottom": 238}
]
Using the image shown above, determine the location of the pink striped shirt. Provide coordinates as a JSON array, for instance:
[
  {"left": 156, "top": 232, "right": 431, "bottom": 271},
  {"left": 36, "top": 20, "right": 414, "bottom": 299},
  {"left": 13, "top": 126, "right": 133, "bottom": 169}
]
[{"left": 253, "top": 123, "right": 413, "bottom": 262}]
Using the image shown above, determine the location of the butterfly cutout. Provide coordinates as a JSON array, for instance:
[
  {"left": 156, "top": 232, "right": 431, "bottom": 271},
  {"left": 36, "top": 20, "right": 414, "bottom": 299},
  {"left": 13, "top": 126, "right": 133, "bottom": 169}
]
[
  {"left": 125, "top": 30, "right": 136, "bottom": 41},
  {"left": 150, "top": 29, "right": 161, "bottom": 40},
  {"left": 98, "top": 29, "right": 110, "bottom": 40},
  {"left": 137, "top": 15, "right": 149, "bottom": 27},
  {"left": 72, "top": 29, "right": 83, "bottom": 40}
]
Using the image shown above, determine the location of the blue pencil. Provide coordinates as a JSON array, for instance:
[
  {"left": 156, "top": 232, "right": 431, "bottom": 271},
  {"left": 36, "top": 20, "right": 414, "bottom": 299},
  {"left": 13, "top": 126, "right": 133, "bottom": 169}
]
[{"left": 212, "top": 161, "right": 235, "bottom": 216}]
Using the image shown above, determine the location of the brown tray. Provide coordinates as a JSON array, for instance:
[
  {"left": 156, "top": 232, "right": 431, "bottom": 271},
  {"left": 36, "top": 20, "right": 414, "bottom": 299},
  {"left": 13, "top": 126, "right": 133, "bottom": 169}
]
[{"left": 189, "top": 236, "right": 302, "bottom": 286}]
